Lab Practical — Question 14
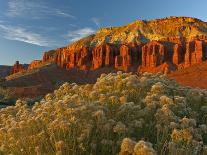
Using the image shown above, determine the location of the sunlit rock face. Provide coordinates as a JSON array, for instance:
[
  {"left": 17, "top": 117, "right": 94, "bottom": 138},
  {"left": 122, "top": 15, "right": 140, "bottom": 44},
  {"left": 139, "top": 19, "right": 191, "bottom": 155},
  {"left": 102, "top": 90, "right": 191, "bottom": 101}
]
[
  {"left": 11, "top": 61, "right": 26, "bottom": 74},
  {"left": 43, "top": 50, "right": 57, "bottom": 62},
  {"left": 184, "top": 40, "right": 207, "bottom": 67},
  {"left": 28, "top": 60, "right": 42, "bottom": 70},
  {"left": 26, "top": 40, "right": 207, "bottom": 74},
  {"left": 172, "top": 44, "right": 184, "bottom": 66},
  {"left": 141, "top": 41, "right": 165, "bottom": 67},
  {"left": 9, "top": 17, "right": 207, "bottom": 75}
]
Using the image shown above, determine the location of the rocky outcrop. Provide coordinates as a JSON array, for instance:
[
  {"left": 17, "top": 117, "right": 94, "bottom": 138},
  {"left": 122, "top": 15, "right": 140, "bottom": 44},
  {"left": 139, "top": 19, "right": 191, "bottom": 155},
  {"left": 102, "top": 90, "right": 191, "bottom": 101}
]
[
  {"left": 11, "top": 61, "right": 26, "bottom": 74},
  {"left": 28, "top": 60, "right": 42, "bottom": 70},
  {"left": 8, "top": 17, "right": 207, "bottom": 77},
  {"left": 141, "top": 41, "right": 165, "bottom": 67},
  {"left": 7, "top": 16, "right": 207, "bottom": 98},
  {"left": 116, "top": 45, "right": 132, "bottom": 71},
  {"left": 115, "top": 44, "right": 140, "bottom": 71},
  {"left": 173, "top": 44, "right": 184, "bottom": 65},
  {"left": 9, "top": 39, "right": 207, "bottom": 77},
  {"left": 54, "top": 47, "right": 93, "bottom": 70},
  {"left": 43, "top": 50, "right": 57, "bottom": 62},
  {"left": 76, "top": 47, "right": 92, "bottom": 70},
  {"left": 105, "top": 44, "right": 118, "bottom": 66},
  {"left": 92, "top": 45, "right": 106, "bottom": 69},
  {"left": 34, "top": 39, "right": 207, "bottom": 74},
  {"left": 184, "top": 40, "right": 206, "bottom": 67}
]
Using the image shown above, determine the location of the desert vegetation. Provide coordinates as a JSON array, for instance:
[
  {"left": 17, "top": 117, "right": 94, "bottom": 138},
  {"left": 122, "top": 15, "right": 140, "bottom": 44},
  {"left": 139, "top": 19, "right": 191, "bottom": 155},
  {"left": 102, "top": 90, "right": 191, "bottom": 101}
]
[
  {"left": 0, "top": 72, "right": 206, "bottom": 155},
  {"left": 0, "top": 87, "right": 15, "bottom": 106}
]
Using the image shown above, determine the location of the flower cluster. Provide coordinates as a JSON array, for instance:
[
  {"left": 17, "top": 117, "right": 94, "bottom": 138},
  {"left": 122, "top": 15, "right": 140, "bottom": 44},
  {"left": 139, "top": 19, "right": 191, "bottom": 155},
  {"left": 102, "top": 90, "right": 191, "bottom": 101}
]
[
  {"left": 0, "top": 71, "right": 206, "bottom": 154},
  {"left": 119, "top": 138, "right": 157, "bottom": 155}
]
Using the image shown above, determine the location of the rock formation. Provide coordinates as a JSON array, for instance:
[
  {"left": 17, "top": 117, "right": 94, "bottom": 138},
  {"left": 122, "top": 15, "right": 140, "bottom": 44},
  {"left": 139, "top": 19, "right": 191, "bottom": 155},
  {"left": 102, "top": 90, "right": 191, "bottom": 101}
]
[
  {"left": 173, "top": 44, "right": 184, "bottom": 65},
  {"left": 184, "top": 40, "right": 206, "bottom": 67},
  {"left": 141, "top": 41, "right": 165, "bottom": 67},
  {"left": 28, "top": 60, "right": 42, "bottom": 70},
  {"left": 8, "top": 17, "right": 207, "bottom": 76},
  {"left": 11, "top": 61, "right": 26, "bottom": 74},
  {"left": 6, "top": 16, "right": 207, "bottom": 98},
  {"left": 43, "top": 50, "right": 57, "bottom": 62}
]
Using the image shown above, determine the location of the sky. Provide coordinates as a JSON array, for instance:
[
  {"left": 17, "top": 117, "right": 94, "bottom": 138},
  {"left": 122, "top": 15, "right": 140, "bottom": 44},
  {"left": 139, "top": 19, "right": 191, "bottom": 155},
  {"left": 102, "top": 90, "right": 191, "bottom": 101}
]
[{"left": 0, "top": 0, "right": 206, "bottom": 65}]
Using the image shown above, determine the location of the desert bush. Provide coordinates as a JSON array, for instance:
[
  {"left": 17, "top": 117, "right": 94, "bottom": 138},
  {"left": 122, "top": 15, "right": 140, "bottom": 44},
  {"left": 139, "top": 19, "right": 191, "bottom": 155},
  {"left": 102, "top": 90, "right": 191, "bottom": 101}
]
[
  {"left": 0, "top": 87, "right": 15, "bottom": 104},
  {"left": 0, "top": 71, "right": 206, "bottom": 155}
]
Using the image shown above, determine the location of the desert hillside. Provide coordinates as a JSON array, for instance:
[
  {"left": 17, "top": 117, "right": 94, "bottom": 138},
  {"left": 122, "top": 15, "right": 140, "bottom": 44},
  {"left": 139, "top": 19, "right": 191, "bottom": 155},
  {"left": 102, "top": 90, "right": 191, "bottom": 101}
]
[
  {"left": 0, "top": 65, "right": 11, "bottom": 78},
  {"left": 69, "top": 16, "right": 207, "bottom": 47}
]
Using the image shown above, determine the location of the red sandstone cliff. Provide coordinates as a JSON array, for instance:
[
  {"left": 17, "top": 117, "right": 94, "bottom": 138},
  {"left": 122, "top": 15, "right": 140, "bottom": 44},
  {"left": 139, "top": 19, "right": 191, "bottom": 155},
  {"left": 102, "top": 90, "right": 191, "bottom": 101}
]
[
  {"left": 28, "top": 60, "right": 42, "bottom": 70},
  {"left": 11, "top": 61, "right": 26, "bottom": 74},
  {"left": 37, "top": 38, "right": 207, "bottom": 74},
  {"left": 6, "top": 16, "right": 207, "bottom": 97},
  {"left": 9, "top": 17, "right": 207, "bottom": 76}
]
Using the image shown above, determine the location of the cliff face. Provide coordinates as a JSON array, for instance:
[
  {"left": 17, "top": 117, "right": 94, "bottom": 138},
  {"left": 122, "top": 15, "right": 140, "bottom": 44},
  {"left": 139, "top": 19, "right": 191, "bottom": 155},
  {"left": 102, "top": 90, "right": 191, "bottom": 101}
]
[
  {"left": 9, "top": 17, "right": 207, "bottom": 76},
  {"left": 7, "top": 16, "right": 207, "bottom": 97},
  {"left": 37, "top": 38, "right": 207, "bottom": 74},
  {"left": 43, "top": 50, "right": 57, "bottom": 62},
  {"left": 184, "top": 40, "right": 207, "bottom": 67},
  {"left": 28, "top": 60, "right": 42, "bottom": 70},
  {"left": 11, "top": 61, "right": 27, "bottom": 74}
]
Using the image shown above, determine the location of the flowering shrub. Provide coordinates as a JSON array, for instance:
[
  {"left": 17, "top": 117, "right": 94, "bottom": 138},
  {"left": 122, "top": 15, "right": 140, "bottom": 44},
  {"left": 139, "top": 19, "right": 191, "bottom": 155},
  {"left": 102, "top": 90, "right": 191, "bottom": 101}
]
[
  {"left": 0, "top": 71, "right": 207, "bottom": 154},
  {"left": 119, "top": 138, "right": 156, "bottom": 155}
]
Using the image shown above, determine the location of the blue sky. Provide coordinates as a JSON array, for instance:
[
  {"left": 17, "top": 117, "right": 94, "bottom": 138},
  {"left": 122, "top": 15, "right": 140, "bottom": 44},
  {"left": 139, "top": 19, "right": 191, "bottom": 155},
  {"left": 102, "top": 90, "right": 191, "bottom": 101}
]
[{"left": 0, "top": 0, "right": 206, "bottom": 65}]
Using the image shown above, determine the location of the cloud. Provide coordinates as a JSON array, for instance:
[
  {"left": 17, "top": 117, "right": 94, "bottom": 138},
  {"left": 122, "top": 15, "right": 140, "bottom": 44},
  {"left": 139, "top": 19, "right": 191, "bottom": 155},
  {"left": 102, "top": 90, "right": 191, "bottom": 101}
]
[
  {"left": 6, "top": 0, "right": 76, "bottom": 19},
  {"left": 0, "top": 24, "right": 53, "bottom": 47},
  {"left": 64, "top": 28, "right": 96, "bottom": 42},
  {"left": 55, "top": 10, "right": 76, "bottom": 19},
  {"left": 91, "top": 17, "right": 100, "bottom": 27}
]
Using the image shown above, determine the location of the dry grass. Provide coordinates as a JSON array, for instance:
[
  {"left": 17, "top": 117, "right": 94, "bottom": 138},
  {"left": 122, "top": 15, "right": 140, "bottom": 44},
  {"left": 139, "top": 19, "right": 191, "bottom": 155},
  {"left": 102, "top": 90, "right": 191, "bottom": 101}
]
[{"left": 0, "top": 72, "right": 206, "bottom": 154}]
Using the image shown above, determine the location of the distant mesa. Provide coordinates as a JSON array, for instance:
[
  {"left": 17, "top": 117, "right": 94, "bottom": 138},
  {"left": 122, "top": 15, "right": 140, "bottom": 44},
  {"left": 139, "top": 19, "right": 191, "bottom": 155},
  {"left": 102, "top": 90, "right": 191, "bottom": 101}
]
[
  {"left": 10, "top": 17, "right": 207, "bottom": 75},
  {"left": 6, "top": 16, "right": 207, "bottom": 97}
]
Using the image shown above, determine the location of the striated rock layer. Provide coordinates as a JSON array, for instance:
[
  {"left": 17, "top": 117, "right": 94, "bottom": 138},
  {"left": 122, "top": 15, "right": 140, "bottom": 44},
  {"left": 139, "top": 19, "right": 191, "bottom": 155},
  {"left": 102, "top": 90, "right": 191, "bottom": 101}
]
[
  {"left": 32, "top": 38, "right": 207, "bottom": 74},
  {"left": 12, "top": 39, "right": 207, "bottom": 75},
  {"left": 28, "top": 60, "right": 42, "bottom": 70},
  {"left": 7, "top": 16, "right": 207, "bottom": 97},
  {"left": 9, "top": 17, "right": 207, "bottom": 75}
]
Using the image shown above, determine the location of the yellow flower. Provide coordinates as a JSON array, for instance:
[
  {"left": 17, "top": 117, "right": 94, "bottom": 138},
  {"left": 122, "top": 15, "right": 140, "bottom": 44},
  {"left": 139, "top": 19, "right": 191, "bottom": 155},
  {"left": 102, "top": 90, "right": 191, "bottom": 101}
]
[
  {"left": 171, "top": 128, "right": 192, "bottom": 142},
  {"left": 133, "top": 140, "right": 157, "bottom": 155},
  {"left": 120, "top": 138, "right": 136, "bottom": 154}
]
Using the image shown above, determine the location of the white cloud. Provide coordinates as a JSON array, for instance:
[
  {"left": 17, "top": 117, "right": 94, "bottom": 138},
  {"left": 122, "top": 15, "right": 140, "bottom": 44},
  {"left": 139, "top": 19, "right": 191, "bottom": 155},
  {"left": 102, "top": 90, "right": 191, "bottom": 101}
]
[
  {"left": 55, "top": 10, "right": 76, "bottom": 19},
  {"left": 6, "top": 0, "right": 76, "bottom": 19},
  {"left": 64, "top": 28, "right": 96, "bottom": 42},
  {"left": 92, "top": 17, "right": 100, "bottom": 27},
  {"left": 0, "top": 24, "right": 53, "bottom": 47}
]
